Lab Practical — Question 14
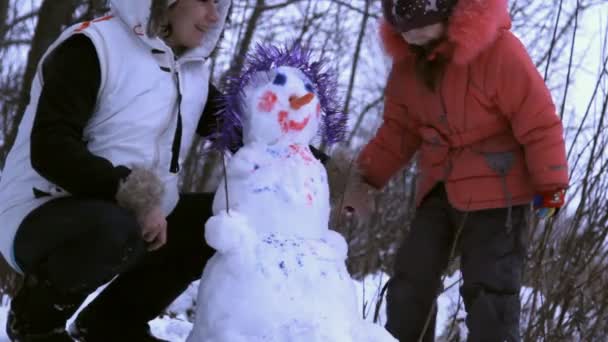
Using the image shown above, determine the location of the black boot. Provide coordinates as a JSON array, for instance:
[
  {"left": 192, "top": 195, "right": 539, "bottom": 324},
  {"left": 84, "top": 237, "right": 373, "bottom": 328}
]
[{"left": 7, "top": 274, "right": 86, "bottom": 342}]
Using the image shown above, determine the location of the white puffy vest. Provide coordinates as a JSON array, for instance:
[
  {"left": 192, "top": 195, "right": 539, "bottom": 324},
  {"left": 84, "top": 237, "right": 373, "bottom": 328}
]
[{"left": 0, "top": 2, "right": 228, "bottom": 270}]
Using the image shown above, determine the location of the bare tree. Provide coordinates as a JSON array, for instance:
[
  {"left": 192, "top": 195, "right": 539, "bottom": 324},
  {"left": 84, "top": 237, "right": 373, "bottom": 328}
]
[{"left": 0, "top": 1, "right": 606, "bottom": 338}]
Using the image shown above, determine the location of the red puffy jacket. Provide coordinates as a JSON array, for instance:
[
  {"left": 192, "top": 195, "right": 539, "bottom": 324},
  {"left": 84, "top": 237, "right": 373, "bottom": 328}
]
[{"left": 358, "top": 0, "right": 569, "bottom": 211}]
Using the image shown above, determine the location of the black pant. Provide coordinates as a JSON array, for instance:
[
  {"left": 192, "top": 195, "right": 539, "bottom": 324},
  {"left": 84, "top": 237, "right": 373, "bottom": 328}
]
[
  {"left": 13, "top": 193, "right": 215, "bottom": 331},
  {"left": 385, "top": 186, "right": 528, "bottom": 342}
]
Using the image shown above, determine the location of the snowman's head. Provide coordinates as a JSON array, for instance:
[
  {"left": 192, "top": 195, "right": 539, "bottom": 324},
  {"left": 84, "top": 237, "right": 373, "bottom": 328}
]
[
  {"left": 213, "top": 44, "right": 346, "bottom": 151},
  {"left": 239, "top": 66, "right": 321, "bottom": 145}
]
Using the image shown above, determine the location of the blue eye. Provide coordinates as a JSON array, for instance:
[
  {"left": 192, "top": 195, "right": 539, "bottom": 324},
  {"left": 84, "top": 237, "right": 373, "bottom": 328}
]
[
  {"left": 273, "top": 73, "right": 286, "bottom": 86},
  {"left": 305, "top": 83, "right": 314, "bottom": 93}
]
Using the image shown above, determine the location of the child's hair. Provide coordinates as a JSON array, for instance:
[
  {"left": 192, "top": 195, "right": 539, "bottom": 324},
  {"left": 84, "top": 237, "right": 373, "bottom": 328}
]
[{"left": 410, "top": 39, "right": 449, "bottom": 92}]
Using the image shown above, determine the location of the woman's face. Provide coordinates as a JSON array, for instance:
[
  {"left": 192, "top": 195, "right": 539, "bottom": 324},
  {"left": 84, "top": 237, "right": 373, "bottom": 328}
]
[
  {"left": 401, "top": 23, "right": 446, "bottom": 46},
  {"left": 166, "top": 0, "right": 220, "bottom": 49}
]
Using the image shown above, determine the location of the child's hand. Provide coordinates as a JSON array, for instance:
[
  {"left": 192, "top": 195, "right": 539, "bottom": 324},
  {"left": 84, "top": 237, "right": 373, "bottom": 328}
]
[
  {"left": 326, "top": 148, "right": 376, "bottom": 220},
  {"left": 325, "top": 147, "right": 353, "bottom": 201},
  {"left": 533, "top": 189, "right": 566, "bottom": 219},
  {"left": 340, "top": 177, "right": 376, "bottom": 220}
]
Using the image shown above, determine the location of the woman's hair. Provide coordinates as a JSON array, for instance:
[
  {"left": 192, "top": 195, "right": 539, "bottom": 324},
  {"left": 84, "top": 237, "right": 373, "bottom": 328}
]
[
  {"left": 147, "top": 0, "right": 175, "bottom": 38},
  {"left": 410, "top": 39, "right": 449, "bottom": 92}
]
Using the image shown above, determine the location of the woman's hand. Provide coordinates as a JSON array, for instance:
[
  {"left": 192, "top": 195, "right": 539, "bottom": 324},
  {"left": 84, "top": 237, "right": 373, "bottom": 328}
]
[
  {"left": 138, "top": 206, "right": 168, "bottom": 251},
  {"left": 115, "top": 165, "right": 167, "bottom": 250}
]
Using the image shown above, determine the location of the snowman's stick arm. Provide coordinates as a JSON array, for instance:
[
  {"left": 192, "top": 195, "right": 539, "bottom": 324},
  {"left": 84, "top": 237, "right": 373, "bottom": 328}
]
[{"left": 221, "top": 150, "right": 230, "bottom": 214}]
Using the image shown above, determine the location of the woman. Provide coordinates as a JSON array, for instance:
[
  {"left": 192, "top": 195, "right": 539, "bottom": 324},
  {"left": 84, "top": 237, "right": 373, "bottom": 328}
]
[
  {"left": 0, "top": 0, "right": 230, "bottom": 340},
  {"left": 341, "top": 0, "right": 569, "bottom": 341}
]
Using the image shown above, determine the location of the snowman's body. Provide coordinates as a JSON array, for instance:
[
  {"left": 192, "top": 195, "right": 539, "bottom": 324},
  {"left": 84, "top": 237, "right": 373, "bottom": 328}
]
[{"left": 187, "top": 64, "right": 395, "bottom": 342}]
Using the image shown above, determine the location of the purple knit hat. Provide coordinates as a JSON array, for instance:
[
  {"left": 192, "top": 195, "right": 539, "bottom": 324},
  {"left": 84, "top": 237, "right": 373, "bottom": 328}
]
[{"left": 382, "top": 0, "right": 457, "bottom": 32}]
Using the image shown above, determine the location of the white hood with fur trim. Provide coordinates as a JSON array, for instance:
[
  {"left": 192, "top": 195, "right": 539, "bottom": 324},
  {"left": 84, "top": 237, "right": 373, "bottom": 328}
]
[
  {"left": 0, "top": 0, "right": 231, "bottom": 271},
  {"left": 110, "top": 0, "right": 229, "bottom": 59}
]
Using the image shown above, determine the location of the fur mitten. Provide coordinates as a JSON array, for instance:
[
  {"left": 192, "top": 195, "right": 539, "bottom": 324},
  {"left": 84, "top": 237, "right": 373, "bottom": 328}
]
[
  {"left": 115, "top": 166, "right": 165, "bottom": 218},
  {"left": 326, "top": 147, "right": 377, "bottom": 221},
  {"left": 326, "top": 148, "right": 365, "bottom": 204}
]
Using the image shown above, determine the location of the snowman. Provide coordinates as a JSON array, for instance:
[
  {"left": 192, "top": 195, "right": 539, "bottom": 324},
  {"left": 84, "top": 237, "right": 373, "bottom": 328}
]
[{"left": 187, "top": 44, "right": 396, "bottom": 342}]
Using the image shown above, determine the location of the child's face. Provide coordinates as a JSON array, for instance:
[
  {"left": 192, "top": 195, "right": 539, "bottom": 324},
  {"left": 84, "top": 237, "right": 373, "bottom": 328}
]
[
  {"left": 166, "top": 0, "right": 220, "bottom": 49},
  {"left": 401, "top": 23, "right": 446, "bottom": 46}
]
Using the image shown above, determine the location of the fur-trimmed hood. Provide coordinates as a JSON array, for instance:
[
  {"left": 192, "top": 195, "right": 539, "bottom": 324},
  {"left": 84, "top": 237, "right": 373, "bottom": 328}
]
[
  {"left": 109, "top": 0, "right": 231, "bottom": 59},
  {"left": 380, "top": 0, "right": 511, "bottom": 64}
]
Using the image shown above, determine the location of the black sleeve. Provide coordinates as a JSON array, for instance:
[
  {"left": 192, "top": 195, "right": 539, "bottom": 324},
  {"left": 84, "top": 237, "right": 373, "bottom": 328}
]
[
  {"left": 196, "top": 82, "right": 223, "bottom": 137},
  {"left": 196, "top": 83, "right": 243, "bottom": 154},
  {"left": 30, "top": 34, "right": 131, "bottom": 200},
  {"left": 309, "top": 145, "right": 329, "bottom": 165}
]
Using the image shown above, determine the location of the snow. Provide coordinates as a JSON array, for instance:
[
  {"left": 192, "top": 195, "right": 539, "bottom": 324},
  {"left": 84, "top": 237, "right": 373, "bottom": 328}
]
[
  {"left": 0, "top": 273, "right": 466, "bottom": 341},
  {"left": 150, "top": 316, "right": 193, "bottom": 342},
  {"left": 436, "top": 272, "right": 468, "bottom": 341}
]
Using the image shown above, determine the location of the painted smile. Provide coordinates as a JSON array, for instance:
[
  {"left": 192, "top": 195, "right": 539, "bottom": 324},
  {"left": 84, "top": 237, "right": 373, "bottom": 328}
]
[{"left": 279, "top": 111, "right": 311, "bottom": 133}]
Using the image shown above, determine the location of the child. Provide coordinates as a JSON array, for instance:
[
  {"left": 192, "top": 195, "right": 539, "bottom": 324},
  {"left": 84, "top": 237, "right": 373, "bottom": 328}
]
[{"left": 341, "top": 0, "right": 569, "bottom": 340}]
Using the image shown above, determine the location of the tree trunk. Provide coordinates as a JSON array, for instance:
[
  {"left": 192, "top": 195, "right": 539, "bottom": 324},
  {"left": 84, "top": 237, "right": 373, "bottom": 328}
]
[
  {"left": 0, "top": 0, "right": 9, "bottom": 43},
  {"left": 2, "top": 0, "right": 80, "bottom": 163},
  {"left": 219, "top": 0, "right": 265, "bottom": 86}
]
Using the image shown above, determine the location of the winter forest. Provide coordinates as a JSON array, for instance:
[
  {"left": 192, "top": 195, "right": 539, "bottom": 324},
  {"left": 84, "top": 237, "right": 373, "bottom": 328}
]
[{"left": 0, "top": 0, "right": 607, "bottom": 341}]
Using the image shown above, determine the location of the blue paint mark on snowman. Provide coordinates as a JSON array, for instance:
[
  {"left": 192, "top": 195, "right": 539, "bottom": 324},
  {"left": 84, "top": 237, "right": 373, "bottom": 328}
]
[{"left": 279, "top": 261, "right": 289, "bottom": 276}]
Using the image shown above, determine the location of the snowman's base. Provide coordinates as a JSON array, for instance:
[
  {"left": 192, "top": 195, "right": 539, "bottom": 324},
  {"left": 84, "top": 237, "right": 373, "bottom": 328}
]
[{"left": 187, "top": 232, "right": 396, "bottom": 342}]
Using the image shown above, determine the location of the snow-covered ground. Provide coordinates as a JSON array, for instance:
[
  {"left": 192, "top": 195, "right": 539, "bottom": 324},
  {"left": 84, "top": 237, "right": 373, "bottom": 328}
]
[
  {"left": 0, "top": 272, "right": 559, "bottom": 341},
  {"left": 0, "top": 272, "right": 464, "bottom": 341}
]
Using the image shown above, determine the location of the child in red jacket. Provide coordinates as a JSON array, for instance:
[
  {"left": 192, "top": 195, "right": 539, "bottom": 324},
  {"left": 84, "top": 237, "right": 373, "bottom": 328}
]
[{"left": 339, "top": 0, "right": 568, "bottom": 341}]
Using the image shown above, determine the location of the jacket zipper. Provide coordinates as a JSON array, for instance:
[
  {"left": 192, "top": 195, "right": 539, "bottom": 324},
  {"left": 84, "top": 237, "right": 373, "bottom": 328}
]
[
  {"left": 169, "top": 60, "right": 183, "bottom": 173},
  {"left": 161, "top": 55, "right": 204, "bottom": 174},
  {"left": 438, "top": 74, "right": 454, "bottom": 179}
]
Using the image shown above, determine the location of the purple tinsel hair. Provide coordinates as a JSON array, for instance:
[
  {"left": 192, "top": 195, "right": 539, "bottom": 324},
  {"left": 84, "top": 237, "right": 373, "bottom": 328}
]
[{"left": 211, "top": 43, "right": 347, "bottom": 152}]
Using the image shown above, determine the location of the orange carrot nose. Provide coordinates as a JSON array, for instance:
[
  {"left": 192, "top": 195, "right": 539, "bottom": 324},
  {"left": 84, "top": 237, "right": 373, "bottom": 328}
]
[{"left": 289, "top": 93, "right": 314, "bottom": 110}]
